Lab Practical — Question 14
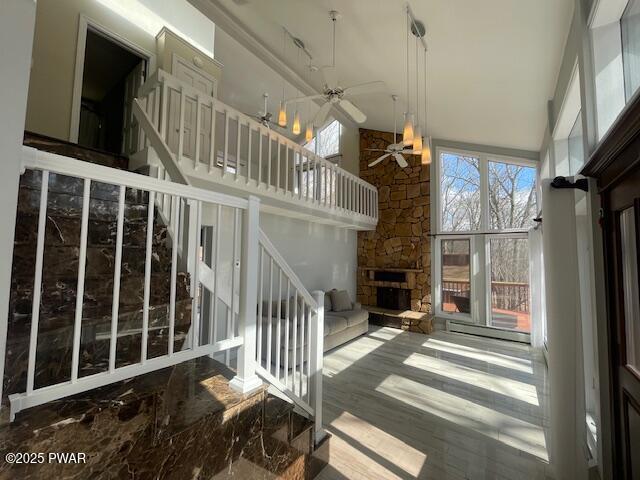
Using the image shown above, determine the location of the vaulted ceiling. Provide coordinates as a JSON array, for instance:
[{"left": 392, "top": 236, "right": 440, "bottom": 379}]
[{"left": 196, "top": 0, "right": 574, "bottom": 152}]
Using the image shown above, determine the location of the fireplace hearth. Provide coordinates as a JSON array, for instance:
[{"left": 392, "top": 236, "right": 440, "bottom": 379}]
[{"left": 377, "top": 287, "right": 411, "bottom": 311}]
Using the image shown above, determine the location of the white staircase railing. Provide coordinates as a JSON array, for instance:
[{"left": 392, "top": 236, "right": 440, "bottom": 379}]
[
  {"left": 255, "top": 228, "right": 325, "bottom": 443},
  {"left": 6, "top": 146, "right": 259, "bottom": 419},
  {"left": 132, "top": 69, "right": 378, "bottom": 225}
]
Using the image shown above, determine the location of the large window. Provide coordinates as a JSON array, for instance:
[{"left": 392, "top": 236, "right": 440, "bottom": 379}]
[
  {"left": 440, "top": 153, "right": 481, "bottom": 232},
  {"left": 304, "top": 119, "right": 341, "bottom": 158},
  {"left": 489, "top": 237, "right": 530, "bottom": 332},
  {"left": 622, "top": 0, "right": 640, "bottom": 100},
  {"left": 435, "top": 148, "right": 537, "bottom": 335},
  {"left": 488, "top": 160, "right": 537, "bottom": 230}
]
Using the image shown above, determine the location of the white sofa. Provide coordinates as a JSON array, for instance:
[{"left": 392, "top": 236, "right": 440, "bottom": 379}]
[{"left": 259, "top": 291, "right": 369, "bottom": 365}]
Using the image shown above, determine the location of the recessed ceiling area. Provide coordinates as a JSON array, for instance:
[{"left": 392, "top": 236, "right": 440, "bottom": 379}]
[{"left": 199, "top": 0, "right": 574, "bottom": 152}]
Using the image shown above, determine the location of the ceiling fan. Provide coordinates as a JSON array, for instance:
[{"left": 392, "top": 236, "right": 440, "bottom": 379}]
[
  {"left": 246, "top": 93, "right": 286, "bottom": 131},
  {"left": 366, "top": 95, "right": 416, "bottom": 168},
  {"left": 286, "top": 10, "right": 386, "bottom": 127}
]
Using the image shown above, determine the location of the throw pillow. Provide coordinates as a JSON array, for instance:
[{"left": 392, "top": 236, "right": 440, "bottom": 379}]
[{"left": 330, "top": 289, "right": 352, "bottom": 312}]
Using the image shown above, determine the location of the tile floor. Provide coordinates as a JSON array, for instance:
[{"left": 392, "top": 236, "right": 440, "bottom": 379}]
[{"left": 317, "top": 327, "right": 551, "bottom": 480}]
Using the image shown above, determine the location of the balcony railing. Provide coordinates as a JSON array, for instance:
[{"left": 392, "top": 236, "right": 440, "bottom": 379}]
[{"left": 132, "top": 69, "right": 378, "bottom": 228}]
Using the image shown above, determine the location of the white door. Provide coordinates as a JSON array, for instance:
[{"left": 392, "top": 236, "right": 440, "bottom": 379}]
[
  {"left": 167, "top": 56, "right": 216, "bottom": 164},
  {"left": 121, "top": 60, "right": 145, "bottom": 155}
]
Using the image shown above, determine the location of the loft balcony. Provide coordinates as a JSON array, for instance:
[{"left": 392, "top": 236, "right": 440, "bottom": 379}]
[{"left": 131, "top": 69, "right": 378, "bottom": 230}]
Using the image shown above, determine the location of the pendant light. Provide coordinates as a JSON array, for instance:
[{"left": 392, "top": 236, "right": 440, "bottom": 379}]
[
  {"left": 422, "top": 47, "right": 431, "bottom": 165},
  {"left": 278, "top": 28, "right": 288, "bottom": 127},
  {"left": 412, "top": 32, "right": 422, "bottom": 154},
  {"left": 402, "top": 12, "right": 414, "bottom": 146},
  {"left": 292, "top": 46, "right": 302, "bottom": 135}
]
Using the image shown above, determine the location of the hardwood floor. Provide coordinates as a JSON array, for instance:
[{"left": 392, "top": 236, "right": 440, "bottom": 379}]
[{"left": 317, "top": 327, "right": 551, "bottom": 480}]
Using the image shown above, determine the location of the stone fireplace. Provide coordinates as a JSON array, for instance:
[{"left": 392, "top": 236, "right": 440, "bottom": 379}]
[{"left": 357, "top": 128, "right": 432, "bottom": 333}]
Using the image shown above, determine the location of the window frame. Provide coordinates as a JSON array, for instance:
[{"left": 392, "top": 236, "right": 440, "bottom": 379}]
[{"left": 434, "top": 146, "right": 539, "bottom": 236}]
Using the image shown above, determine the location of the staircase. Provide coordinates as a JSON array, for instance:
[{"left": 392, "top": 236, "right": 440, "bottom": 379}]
[
  {"left": 5, "top": 166, "right": 191, "bottom": 398},
  {"left": 1, "top": 138, "right": 329, "bottom": 477}
]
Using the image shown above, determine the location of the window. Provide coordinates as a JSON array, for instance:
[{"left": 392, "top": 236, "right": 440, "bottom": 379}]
[
  {"left": 489, "top": 237, "right": 530, "bottom": 332},
  {"left": 488, "top": 160, "right": 537, "bottom": 230},
  {"left": 620, "top": 207, "right": 640, "bottom": 375},
  {"left": 622, "top": 0, "right": 640, "bottom": 100},
  {"left": 435, "top": 148, "right": 536, "bottom": 337},
  {"left": 304, "top": 119, "right": 341, "bottom": 158},
  {"left": 441, "top": 239, "right": 471, "bottom": 315},
  {"left": 440, "top": 153, "right": 481, "bottom": 232},
  {"left": 568, "top": 111, "right": 584, "bottom": 175}
]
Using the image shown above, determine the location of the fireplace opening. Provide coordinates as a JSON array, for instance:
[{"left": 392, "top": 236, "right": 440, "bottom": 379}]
[
  {"left": 374, "top": 271, "right": 406, "bottom": 282},
  {"left": 377, "top": 287, "right": 411, "bottom": 311}
]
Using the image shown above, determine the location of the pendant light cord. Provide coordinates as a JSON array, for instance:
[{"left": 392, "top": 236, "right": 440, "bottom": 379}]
[
  {"left": 332, "top": 16, "right": 336, "bottom": 68},
  {"left": 415, "top": 34, "right": 419, "bottom": 127},
  {"left": 281, "top": 28, "right": 286, "bottom": 102},
  {"left": 406, "top": 12, "right": 410, "bottom": 114},
  {"left": 424, "top": 48, "right": 428, "bottom": 136}
]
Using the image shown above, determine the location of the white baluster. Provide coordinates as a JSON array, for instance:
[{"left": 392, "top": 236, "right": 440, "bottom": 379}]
[
  {"left": 209, "top": 101, "right": 216, "bottom": 173},
  {"left": 141, "top": 190, "right": 156, "bottom": 364},
  {"left": 168, "top": 195, "right": 180, "bottom": 356},
  {"left": 212, "top": 204, "right": 221, "bottom": 343},
  {"left": 235, "top": 115, "right": 241, "bottom": 181},
  {"left": 246, "top": 123, "right": 252, "bottom": 185},
  {"left": 177, "top": 88, "right": 186, "bottom": 165},
  {"left": 109, "top": 185, "right": 125, "bottom": 371},
  {"left": 284, "top": 279, "right": 290, "bottom": 388},
  {"left": 257, "top": 245, "right": 264, "bottom": 366},
  {"left": 26, "top": 171, "right": 49, "bottom": 394},
  {"left": 276, "top": 268, "right": 282, "bottom": 380},
  {"left": 194, "top": 95, "right": 201, "bottom": 170},
  {"left": 223, "top": 112, "right": 229, "bottom": 176},
  {"left": 71, "top": 178, "right": 90, "bottom": 382},
  {"left": 292, "top": 290, "right": 298, "bottom": 395}
]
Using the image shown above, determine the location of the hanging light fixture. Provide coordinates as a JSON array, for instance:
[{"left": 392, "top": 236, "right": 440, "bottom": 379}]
[
  {"left": 422, "top": 47, "right": 431, "bottom": 165},
  {"left": 278, "top": 28, "right": 288, "bottom": 127},
  {"left": 292, "top": 45, "right": 302, "bottom": 135},
  {"left": 402, "top": 11, "right": 414, "bottom": 146},
  {"left": 412, "top": 30, "right": 422, "bottom": 154},
  {"left": 305, "top": 123, "right": 314, "bottom": 142}
]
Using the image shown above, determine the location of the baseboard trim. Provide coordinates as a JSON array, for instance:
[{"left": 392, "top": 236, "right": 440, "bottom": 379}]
[{"left": 446, "top": 320, "right": 531, "bottom": 344}]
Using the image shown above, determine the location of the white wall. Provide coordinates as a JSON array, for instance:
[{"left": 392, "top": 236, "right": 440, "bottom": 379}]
[{"left": 259, "top": 213, "right": 357, "bottom": 300}]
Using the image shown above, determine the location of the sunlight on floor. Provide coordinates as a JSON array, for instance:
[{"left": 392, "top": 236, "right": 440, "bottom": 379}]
[
  {"left": 421, "top": 337, "right": 534, "bottom": 374},
  {"left": 403, "top": 352, "right": 540, "bottom": 406},
  {"left": 326, "top": 411, "right": 427, "bottom": 479},
  {"left": 376, "top": 373, "right": 548, "bottom": 461}
]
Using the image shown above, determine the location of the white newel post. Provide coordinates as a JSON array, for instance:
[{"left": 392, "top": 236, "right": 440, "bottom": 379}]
[
  {"left": 230, "top": 195, "right": 263, "bottom": 393},
  {"left": 311, "top": 290, "right": 326, "bottom": 444},
  {"left": 0, "top": 0, "right": 36, "bottom": 407}
]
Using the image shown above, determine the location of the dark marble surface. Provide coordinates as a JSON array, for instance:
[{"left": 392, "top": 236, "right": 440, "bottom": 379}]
[
  {"left": 4, "top": 171, "right": 191, "bottom": 399},
  {"left": 0, "top": 356, "right": 315, "bottom": 479},
  {"left": 24, "top": 132, "right": 129, "bottom": 170}
]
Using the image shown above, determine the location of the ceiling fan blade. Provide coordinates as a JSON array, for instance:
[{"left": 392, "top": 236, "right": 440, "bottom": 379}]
[
  {"left": 393, "top": 153, "right": 408, "bottom": 168},
  {"left": 368, "top": 153, "right": 390, "bottom": 167},
  {"left": 364, "top": 148, "right": 389, "bottom": 152},
  {"left": 321, "top": 66, "right": 338, "bottom": 89},
  {"left": 285, "top": 93, "right": 325, "bottom": 105},
  {"left": 313, "top": 102, "right": 333, "bottom": 127},
  {"left": 343, "top": 81, "right": 386, "bottom": 97},
  {"left": 339, "top": 99, "right": 367, "bottom": 123}
]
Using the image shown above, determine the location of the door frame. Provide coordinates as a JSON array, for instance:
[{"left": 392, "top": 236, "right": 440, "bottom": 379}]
[{"left": 69, "top": 14, "right": 156, "bottom": 144}]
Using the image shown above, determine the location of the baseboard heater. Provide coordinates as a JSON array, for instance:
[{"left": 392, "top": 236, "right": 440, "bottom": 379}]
[{"left": 446, "top": 320, "right": 531, "bottom": 344}]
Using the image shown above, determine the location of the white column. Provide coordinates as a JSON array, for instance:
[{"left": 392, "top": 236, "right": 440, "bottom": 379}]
[
  {"left": 541, "top": 179, "right": 589, "bottom": 480},
  {"left": 0, "top": 0, "right": 37, "bottom": 406},
  {"left": 310, "top": 290, "right": 327, "bottom": 445},
  {"left": 230, "top": 195, "right": 263, "bottom": 394}
]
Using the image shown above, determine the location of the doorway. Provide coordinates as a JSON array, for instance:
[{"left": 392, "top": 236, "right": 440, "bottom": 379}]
[{"left": 76, "top": 29, "right": 145, "bottom": 155}]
